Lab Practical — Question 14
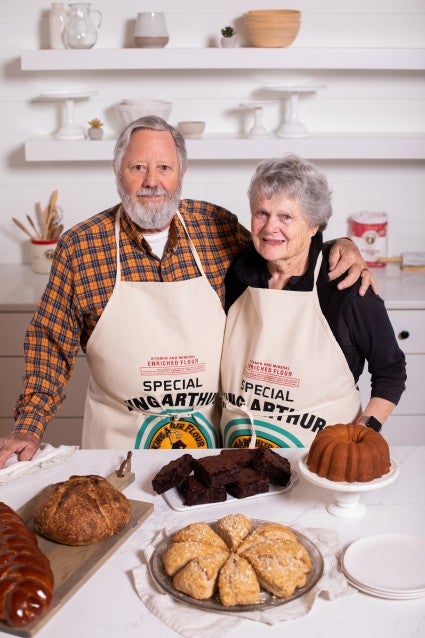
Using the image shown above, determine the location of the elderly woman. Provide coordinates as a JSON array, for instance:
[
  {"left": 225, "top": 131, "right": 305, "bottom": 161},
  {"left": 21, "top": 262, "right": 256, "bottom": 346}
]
[{"left": 220, "top": 154, "right": 406, "bottom": 448}]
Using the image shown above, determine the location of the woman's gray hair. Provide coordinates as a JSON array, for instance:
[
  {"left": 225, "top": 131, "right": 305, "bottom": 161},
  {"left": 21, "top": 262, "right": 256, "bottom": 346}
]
[
  {"left": 113, "top": 115, "right": 187, "bottom": 176},
  {"left": 248, "top": 154, "right": 333, "bottom": 231}
]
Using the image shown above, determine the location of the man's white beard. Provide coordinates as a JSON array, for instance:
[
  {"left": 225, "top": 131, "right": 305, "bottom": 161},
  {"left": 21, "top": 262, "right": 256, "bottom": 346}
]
[{"left": 117, "top": 182, "right": 182, "bottom": 231}]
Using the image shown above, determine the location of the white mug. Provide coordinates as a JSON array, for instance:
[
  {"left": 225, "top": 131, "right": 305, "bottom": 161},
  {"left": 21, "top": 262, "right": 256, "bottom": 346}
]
[
  {"left": 134, "top": 12, "right": 169, "bottom": 48},
  {"left": 31, "top": 239, "right": 58, "bottom": 274}
]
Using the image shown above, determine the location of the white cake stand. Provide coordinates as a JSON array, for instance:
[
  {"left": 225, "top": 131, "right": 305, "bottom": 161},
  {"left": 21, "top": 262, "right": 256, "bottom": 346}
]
[
  {"left": 39, "top": 90, "right": 98, "bottom": 140},
  {"left": 238, "top": 101, "right": 276, "bottom": 138},
  {"left": 263, "top": 84, "right": 325, "bottom": 138},
  {"left": 298, "top": 453, "right": 400, "bottom": 519}
]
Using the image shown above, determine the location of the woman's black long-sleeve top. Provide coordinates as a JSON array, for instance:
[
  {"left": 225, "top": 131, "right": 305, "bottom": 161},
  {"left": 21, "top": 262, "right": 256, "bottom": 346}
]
[{"left": 224, "top": 233, "right": 406, "bottom": 405}]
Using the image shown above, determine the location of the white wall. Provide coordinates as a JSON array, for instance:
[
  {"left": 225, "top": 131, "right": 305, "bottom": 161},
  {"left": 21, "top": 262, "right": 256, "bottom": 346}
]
[{"left": 1, "top": 0, "right": 424, "bottom": 264}]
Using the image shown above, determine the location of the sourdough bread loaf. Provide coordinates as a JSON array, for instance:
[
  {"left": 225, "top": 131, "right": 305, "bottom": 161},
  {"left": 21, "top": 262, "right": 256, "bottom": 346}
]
[{"left": 33, "top": 474, "right": 131, "bottom": 545}]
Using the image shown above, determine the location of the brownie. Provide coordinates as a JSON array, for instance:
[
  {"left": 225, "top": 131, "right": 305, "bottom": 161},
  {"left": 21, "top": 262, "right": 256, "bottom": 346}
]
[
  {"left": 151, "top": 453, "right": 194, "bottom": 494},
  {"left": 219, "top": 448, "right": 257, "bottom": 467},
  {"left": 253, "top": 448, "right": 291, "bottom": 486},
  {"left": 178, "top": 476, "right": 227, "bottom": 506},
  {"left": 226, "top": 467, "right": 269, "bottom": 499},
  {"left": 193, "top": 455, "right": 240, "bottom": 487}
]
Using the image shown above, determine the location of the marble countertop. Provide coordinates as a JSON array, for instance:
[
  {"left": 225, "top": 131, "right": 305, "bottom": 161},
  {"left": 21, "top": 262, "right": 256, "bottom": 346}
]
[
  {"left": 0, "top": 263, "right": 424, "bottom": 311},
  {"left": 0, "top": 446, "right": 424, "bottom": 638}
]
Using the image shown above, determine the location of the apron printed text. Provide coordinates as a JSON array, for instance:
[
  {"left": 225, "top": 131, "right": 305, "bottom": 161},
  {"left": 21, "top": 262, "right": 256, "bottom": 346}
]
[
  {"left": 223, "top": 391, "right": 326, "bottom": 430},
  {"left": 243, "top": 359, "right": 300, "bottom": 387},
  {"left": 141, "top": 354, "right": 205, "bottom": 375},
  {"left": 124, "top": 379, "right": 218, "bottom": 412},
  {"left": 144, "top": 418, "right": 209, "bottom": 449}
]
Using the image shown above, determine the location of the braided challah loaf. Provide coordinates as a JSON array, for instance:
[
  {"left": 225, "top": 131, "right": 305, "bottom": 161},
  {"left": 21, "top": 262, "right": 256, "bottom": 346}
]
[{"left": 0, "top": 502, "right": 54, "bottom": 627}]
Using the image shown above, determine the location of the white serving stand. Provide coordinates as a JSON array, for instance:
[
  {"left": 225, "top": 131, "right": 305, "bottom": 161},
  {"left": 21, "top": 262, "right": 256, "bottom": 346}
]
[
  {"left": 39, "top": 90, "right": 97, "bottom": 140},
  {"left": 298, "top": 453, "right": 400, "bottom": 519},
  {"left": 263, "top": 84, "right": 325, "bottom": 138},
  {"left": 238, "top": 101, "right": 276, "bottom": 138}
]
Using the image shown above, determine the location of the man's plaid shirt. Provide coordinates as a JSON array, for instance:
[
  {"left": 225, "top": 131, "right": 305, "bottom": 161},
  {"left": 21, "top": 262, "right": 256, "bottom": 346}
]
[{"left": 14, "top": 199, "right": 251, "bottom": 439}]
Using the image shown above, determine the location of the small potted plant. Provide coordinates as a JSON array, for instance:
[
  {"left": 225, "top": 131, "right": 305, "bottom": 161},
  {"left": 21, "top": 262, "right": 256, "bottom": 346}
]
[
  {"left": 220, "top": 25, "right": 237, "bottom": 48},
  {"left": 87, "top": 118, "right": 104, "bottom": 140}
]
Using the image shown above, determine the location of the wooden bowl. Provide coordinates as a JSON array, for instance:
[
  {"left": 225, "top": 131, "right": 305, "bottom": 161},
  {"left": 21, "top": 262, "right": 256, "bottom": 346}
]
[{"left": 244, "top": 10, "right": 301, "bottom": 48}]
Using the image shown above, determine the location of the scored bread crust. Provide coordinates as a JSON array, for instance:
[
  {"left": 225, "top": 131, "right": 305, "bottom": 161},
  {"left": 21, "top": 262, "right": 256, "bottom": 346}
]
[{"left": 33, "top": 475, "right": 131, "bottom": 546}]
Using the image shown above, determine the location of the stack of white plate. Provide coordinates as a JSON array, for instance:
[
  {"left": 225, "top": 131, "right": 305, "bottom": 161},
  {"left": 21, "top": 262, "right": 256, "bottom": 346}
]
[{"left": 342, "top": 533, "right": 425, "bottom": 599}]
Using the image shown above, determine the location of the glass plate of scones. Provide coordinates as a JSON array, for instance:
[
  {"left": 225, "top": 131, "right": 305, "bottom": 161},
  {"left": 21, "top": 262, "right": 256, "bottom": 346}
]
[{"left": 149, "top": 515, "right": 324, "bottom": 612}]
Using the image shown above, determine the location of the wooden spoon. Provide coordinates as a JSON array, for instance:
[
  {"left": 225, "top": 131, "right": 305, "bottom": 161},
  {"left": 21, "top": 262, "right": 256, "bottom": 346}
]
[
  {"left": 27, "top": 214, "right": 42, "bottom": 238},
  {"left": 12, "top": 217, "right": 34, "bottom": 239},
  {"left": 43, "top": 190, "right": 59, "bottom": 240}
]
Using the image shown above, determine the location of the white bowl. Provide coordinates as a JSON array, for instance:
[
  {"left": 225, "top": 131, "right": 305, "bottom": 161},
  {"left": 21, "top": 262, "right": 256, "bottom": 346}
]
[
  {"left": 114, "top": 100, "right": 173, "bottom": 127},
  {"left": 177, "top": 121, "right": 206, "bottom": 139}
]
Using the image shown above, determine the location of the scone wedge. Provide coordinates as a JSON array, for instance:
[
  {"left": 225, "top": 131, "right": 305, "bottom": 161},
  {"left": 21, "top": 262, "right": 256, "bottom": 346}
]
[
  {"left": 171, "top": 522, "right": 228, "bottom": 550},
  {"left": 218, "top": 554, "right": 261, "bottom": 606},
  {"left": 172, "top": 550, "right": 229, "bottom": 599},
  {"left": 163, "top": 541, "right": 227, "bottom": 577}
]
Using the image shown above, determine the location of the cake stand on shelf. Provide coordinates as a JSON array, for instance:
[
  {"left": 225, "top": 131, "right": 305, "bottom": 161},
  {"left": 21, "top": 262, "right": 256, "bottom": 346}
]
[
  {"left": 263, "top": 84, "right": 325, "bottom": 138},
  {"left": 39, "top": 90, "right": 98, "bottom": 140},
  {"left": 298, "top": 454, "right": 400, "bottom": 519},
  {"left": 238, "top": 101, "right": 277, "bottom": 138}
]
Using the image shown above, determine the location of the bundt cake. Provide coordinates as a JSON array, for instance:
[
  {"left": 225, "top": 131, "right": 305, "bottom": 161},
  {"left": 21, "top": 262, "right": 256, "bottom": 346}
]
[
  {"left": 161, "top": 515, "right": 312, "bottom": 606},
  {"left": 306, "top": 423, "right": 391, "bottom": 483}
]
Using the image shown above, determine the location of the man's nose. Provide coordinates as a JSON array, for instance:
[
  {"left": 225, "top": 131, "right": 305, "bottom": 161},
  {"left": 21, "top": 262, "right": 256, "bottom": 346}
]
[{"left": 142, "top": 167, "right": 159, "bottom": 187}]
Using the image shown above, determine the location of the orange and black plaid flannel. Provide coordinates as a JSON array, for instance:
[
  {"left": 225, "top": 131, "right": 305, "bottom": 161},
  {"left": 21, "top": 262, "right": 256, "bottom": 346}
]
[{"left": 14, "top": 199, "right": 251, "bottom": 439}]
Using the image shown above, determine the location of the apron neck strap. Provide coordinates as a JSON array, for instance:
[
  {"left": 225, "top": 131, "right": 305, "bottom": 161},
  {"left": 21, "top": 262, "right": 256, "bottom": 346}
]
[
  {"left": 114, "top": 208, "right": 123, "bottom": 280},
  {"left": 313, "top": 249, "right": 323, "bottom": 285},
  {"left": 175, "top": 210, "right": 207, "bottom": 278}
]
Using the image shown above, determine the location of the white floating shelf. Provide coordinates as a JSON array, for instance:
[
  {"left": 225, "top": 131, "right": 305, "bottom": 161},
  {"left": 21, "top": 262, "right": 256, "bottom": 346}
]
[
  {"left": 20, "top": 47, "right": 425, "bottom": 71},
  {"left": 24, "top": 134, "right": 425, "bottom": 162}
]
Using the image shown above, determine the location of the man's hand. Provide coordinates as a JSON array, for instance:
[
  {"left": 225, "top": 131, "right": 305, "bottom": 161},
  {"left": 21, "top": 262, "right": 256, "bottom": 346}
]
[
  {"left": 328, "top": 238, "right": 379, "bottom": 296},
  {"left": 0, "top": 432, "right": 40, "bottom": 469}
]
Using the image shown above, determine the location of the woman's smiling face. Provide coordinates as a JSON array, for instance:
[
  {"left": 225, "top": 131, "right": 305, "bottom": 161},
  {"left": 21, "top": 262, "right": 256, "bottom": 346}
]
[{"left": 251, "top": 193, "right": 319, "bottom": 266}]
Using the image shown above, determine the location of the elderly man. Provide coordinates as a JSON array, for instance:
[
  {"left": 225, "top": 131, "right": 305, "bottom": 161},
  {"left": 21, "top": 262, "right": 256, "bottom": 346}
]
[{"left": 0, "top": 116, "right": 374, "bottom": 464}]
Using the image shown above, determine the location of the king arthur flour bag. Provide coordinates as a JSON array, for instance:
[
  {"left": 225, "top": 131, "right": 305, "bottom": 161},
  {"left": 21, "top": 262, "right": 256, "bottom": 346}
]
[{"left": 349, "top": 211, "right": 388, "bottom": 267}]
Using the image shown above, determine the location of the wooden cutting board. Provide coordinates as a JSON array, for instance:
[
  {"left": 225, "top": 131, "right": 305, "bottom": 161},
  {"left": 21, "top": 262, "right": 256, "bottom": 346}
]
[{"left": 1, "top": 466, "right": 154, "bottom": 637}]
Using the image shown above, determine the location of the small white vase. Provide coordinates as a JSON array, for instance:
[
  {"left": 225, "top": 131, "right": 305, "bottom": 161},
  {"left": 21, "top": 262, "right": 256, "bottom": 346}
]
[
  {"left": 221, "top": 36, "right": 238, "bottom": 48},
  {"left": 87, "top": 127, "right": 103, "bottom": 140},
  {"left": 49, "top": 2, "right": 67, "bottom": 49}
]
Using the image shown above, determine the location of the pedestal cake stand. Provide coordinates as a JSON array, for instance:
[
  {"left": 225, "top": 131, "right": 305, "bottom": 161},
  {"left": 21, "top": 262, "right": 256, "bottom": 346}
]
[
  {"left": 238, "top": 101, "right": 276, "bottom": 138},
  {"left": 298, "top": 453, "right": 399, "bottom": 519},
  {"left": 263, "top": 84, "right": 324, "bottom": 138},
  {"left": 39, "top": 90, "right": 97, "bottom": 140}
]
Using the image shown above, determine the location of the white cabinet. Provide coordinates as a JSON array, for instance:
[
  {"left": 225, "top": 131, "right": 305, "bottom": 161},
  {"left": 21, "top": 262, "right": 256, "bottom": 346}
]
[
  {"left": 0, "top": 311, "right": 89, "bottom": 447},
  {"left": 357, "top": 309, "right": 425, "bottom": 445}
]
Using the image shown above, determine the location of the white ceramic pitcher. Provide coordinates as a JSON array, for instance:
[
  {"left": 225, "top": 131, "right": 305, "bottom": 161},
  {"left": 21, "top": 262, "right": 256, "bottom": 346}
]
[{"left": 63, "top": 3, "right": 102, "bottom": 49}]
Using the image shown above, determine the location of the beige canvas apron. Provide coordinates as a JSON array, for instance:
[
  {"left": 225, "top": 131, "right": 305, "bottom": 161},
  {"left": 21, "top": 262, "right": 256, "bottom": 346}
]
[
  {"left": 220, "top": 252, "right": 361, "bottom": 448},
  {"left": 82, "top": 209, "right": 225, "bottom": 449}
]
